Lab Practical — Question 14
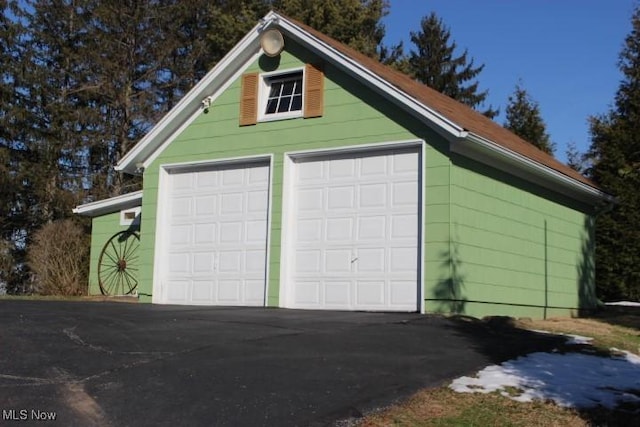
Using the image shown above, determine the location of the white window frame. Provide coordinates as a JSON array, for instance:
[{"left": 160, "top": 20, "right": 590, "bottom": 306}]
[
  {"left": 258, "top": 67, "right": 305, "bottom": 122},
  {"left": 120, "top": 206, "right": 141, "bottom": 226}
]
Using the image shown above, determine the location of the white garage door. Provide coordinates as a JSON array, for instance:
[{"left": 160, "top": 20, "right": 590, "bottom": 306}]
[
  {"left": 161, "top": 162, "right": 269, "bottom": 305},
  {"left": 286, "top": 148, "right": 420, "bottom": 311}
]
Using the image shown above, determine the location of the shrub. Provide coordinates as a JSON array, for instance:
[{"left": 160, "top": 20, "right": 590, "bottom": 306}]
[{"left": 28, "top": 219, "right": 89, "bottom": 296}]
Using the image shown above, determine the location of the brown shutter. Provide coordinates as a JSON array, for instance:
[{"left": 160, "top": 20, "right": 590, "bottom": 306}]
[
  {"left": 239, "top": 72, "right": 258, "bottom": 126},
  {"left": 303, "top": 63, "right": 324, "bottom": 118}
]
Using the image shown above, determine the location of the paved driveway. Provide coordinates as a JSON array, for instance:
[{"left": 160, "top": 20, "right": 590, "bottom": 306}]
[{"left": 0, "top": 301, "right": 562, "bottom": 426}]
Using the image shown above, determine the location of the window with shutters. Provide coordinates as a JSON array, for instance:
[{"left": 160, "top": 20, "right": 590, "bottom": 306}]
[
  {"left": 239, "top": 64, "right": 323, "bottom": 126},
  {"left": 264, "top": 71, "right": 303, "bottom": 117},
  {"left": 259, "top": 69, "right": 304, "bottom": 121}
]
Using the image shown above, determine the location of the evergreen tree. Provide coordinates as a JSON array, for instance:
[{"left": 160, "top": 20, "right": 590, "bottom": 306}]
[
  {"left": 273, "top": 0, "right": 389, "bottom": 58},
  {"left": 504, "top": 82, "right": 555, "bottom": 155},
  {"left": 0, "top": 0, "right": 24, "bottom": 291},
  {"left": 588, "top": 6, "right": 640, "bottom": 301},
  {"left": 566, "top": 141, "right": 589, "bottom": 174},
  {"left": 407, "top": 12, "right": 497, "bottom": 118}
]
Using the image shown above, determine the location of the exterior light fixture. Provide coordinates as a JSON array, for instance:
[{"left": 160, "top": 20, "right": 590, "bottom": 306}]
[{"left": 260, "top": 29, "right": 284, "bottom": 57}]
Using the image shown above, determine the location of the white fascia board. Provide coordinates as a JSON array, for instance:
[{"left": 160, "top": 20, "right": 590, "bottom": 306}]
[
  {"left": 454, "top": 133, "right": 613, "bottom": 205},
  {"left": 73, "top": 191, "right": 143, "bottom": 217},
  {"left": 115, "top": 21, "right": 268, "bottom": 174},
  {"left": 273, "top": 15, "right": 466, "bottom": 138}
]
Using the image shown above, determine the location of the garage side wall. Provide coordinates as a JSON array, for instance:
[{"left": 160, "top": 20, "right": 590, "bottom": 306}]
[
  {"left": 88, "top": 212, "right": 134, "bottom": 295},
  {"left": 138, "top": 40, "right": 452, "bottom": 306},
  {"left": 426, "top": 154, "right": 597, "bottom": 319}
]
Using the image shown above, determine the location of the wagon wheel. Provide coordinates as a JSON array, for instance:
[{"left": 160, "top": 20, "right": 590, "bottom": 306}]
[{"left": 98, "top": 230, "right": 140, "bottom": 296}]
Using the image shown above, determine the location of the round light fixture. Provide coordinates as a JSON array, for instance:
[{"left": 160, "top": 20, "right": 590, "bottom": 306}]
[{"left": 260, "top": 29, "right": 285, "bottom": 57}]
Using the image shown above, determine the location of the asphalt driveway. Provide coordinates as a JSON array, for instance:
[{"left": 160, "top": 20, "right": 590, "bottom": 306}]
[{"left": 0, "top": 301, "right": 563, "bottom": 426}]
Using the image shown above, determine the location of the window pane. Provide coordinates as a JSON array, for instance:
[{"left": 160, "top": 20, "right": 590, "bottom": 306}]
[
  {"left": 277, "top": 96, "right": 292, "bottom": 113},
  {"left": 265, "top": 98, "right": 278, "bottom": 114},
  {"left": 291, "top": 94, "right": 302, "bottom": 111},
  {"left": 282, "top": 81, "right": 295, "bottom": 96},
  {"left": 293, "top": 80, "right": 302, "bottom": 95},
  {"left": 269, "top": 82, "right": 282, "bottom": 98}
]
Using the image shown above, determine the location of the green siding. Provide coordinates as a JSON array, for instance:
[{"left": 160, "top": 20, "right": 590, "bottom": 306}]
[
  {"left": 425, "top": 154, "right": 597, "bottom": 318},
  {"left": 126, "top": 38, "right": 597, "bottom": 318},
  {"left": 88, "top": 212, "right": 140, "bottom": 295}
]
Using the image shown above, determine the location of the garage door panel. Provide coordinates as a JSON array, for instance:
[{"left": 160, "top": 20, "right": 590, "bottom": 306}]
[
  {"left": 287, "top": 148, "right": 419, "bottom": 312},
  {"left": 296, "top": 250, "right": 321, "bottom": 272},
  {"left": 193, "top": 253, "right": 214, "bottom": 273},
  {"left": 361, "top": 155, "right": 387, "bottom": 176},
  {"left": 393, "top": 152, "right": 419, "bottom": 173},
  {"left": 222, "top": 168, "right": 244, "bottom": 185},
  {"left": 171, "top": 197, "right": 193, "bottom": 218},
  {"left": 297, "top": 219, "right": 322, "bottom": 241},
  {"left": 245, "top": 280, "right": 266, "bottom": 303},
  {"left": 357, "top": 216, "right": 386, "bottom": 240},
  {"left": 219, "top": 221, "right": 243, "bottom": 243},
  {"left": 359, "top": 183, "right": 387, "bottom": 208},
  {"left": 192, "top": 280, "right": 213, "bottom": 301},
  {"left": 327, "top": 186, "right": 355, "bottom": 209},
  {"left": 326, "top": 217, "right": 353, "bottom": 241},
  {"left": 194, "top": 224, "right": 216, "bottom": 244},
  {"left": 390, "top": 247, "right": 418, "bottom": 271},
  {"left": 161, "top": 162, "right": 269, "bottom": 306},
  {"left": 325, "top": 249, "right": 351, "bottom": 273},
  {"left": 245, "top": 250, "right": 266, "bottom": 272},
  {"left": 195, "top": 196, "right": 216, "bottom": 215},
  {"left": 356, "top": 281, "right": 385, "bottom": 305},
  {"left": 220, "top": 193, "right": 243, "bottom": 214},
  {"left": 392, "top": 181, "right": 418, "bottom": 205},
  {"left": 328, "top": 158, "right": 356, "bottom": 178},
  {"left": 246, "top": 220, "right": 267, "bottom": 242},
  {"left": 218, "top": 280, "right": 241, "bottom": 302},
  {"left": 356, "top": 248, "right": 385, "bottom": 272},
  {"left": 391, "top": 214, "right": 417, "bottom": 238},
  {"left": 390, "top": 281, "right": 417, "bottom": 305}
]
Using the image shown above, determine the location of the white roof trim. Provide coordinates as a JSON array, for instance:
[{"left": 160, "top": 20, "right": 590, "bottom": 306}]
[{"left": 73, "top": 191, "right": 143, "bottom": 217}]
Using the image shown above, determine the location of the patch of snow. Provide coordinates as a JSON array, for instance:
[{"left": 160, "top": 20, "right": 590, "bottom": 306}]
[
  {"left": 531, "top": 329, "right": 593, "bottom": 345},
  {"left": 606, "top": 301, "right": 640, "bottom": 307},
  {"left": 564, "top": 334, "right": 593, "bottom": 345},
  {"left": 450, "top": 351, "right": 640, "bottom": 409}
]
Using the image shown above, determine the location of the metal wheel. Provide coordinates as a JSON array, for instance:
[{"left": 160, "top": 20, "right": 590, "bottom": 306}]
[{"left": 98, "top": 230, "right": 140, "bottom": 296}]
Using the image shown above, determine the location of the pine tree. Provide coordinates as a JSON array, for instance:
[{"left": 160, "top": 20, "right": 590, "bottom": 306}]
[
  {"left": 273, "top": 0, "right": 389, "bottom": 58},
  {"left": 588, "top": 6, "right": 640, "bottom": 301},
  {"left": 504, "top": 82, "right": 555, "bottom": 155},
  {"left": 566, "top": 141, "right": 589, "bottom": 173},
  {"left": 407, "top": 12, "right": 497, "bottom": 118}
]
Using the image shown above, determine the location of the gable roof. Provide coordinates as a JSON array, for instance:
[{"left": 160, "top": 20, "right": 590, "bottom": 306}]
[{"left": 116, "top": 11, "right": 610, "bottom": 204}]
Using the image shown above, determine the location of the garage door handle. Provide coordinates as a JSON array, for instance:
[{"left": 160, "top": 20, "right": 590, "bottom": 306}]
[{"left": 350, "top": 257, "right": 358, "bottom": 263}]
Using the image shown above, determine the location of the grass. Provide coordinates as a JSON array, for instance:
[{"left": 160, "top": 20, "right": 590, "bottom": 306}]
[{"left": 358, "top": 310, "right": 640, "bottom": 427}]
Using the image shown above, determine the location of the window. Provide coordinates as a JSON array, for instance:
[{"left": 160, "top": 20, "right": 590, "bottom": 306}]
[
  {"left": 263, "top": 71, "right": 303, "bottom": 119},
  {"left": 239, "top": 64, "right": 324, "bottom": 126}
]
